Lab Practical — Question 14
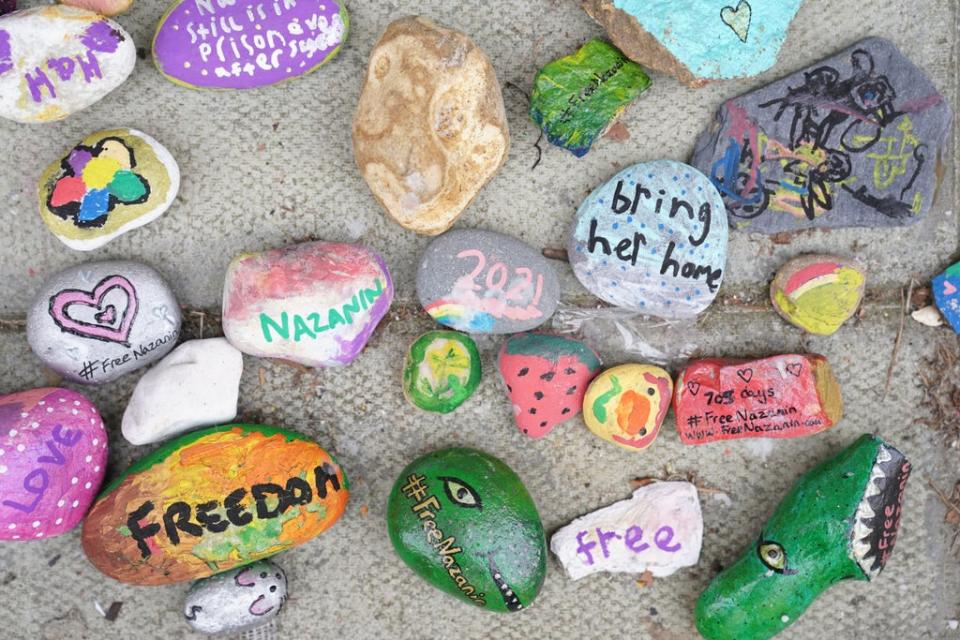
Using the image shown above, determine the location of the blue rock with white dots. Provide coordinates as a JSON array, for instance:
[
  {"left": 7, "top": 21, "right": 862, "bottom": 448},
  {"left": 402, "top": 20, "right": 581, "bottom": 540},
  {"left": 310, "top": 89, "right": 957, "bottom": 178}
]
[{"left": 567, "top": 160, "right": 728, "bottom": 319}]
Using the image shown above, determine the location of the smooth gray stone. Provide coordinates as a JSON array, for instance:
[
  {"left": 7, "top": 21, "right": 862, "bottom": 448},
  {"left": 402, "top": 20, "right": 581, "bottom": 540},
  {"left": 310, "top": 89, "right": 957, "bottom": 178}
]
[
  {"left": 691, "top": 37, "right": 953, "bottom": 233},
  {"left": 184, "top": 560, "right": 288, "bottom": 636},
  {"left": 416, "top": 229, "right": 560, "bottom": 334},
  {"left": 26, "top": 260, "right": 181, "bottom": 384}
]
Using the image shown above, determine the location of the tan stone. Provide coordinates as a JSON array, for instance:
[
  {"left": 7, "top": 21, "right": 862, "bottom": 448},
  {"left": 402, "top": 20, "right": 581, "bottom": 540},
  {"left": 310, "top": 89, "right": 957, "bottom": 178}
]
[
  {"left": 60, "top": 0, "right": 133, "bottom": 17},
  {"left": 352, "top": 16, "right": 509, "bottom": 236}
]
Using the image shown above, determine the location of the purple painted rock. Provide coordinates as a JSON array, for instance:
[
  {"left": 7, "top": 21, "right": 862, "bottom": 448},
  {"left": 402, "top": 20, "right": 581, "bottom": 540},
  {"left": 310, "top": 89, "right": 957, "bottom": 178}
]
[
  {"left": 0, "top": 387, "right": 107, "bottom": 541},
  {"left": 222, "top": 241, "right": 393, "bottom": 367},
  {"left": 0, "top": 6, "right": 136, "bottom": 123},
  {"left": 152, "top": 0, "right": 348, "bottom": 90}
]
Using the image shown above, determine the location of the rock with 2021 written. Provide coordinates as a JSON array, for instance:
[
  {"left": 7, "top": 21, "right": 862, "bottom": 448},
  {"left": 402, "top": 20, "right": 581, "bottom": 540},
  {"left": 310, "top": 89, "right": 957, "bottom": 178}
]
[
  {"left": 353, "top": 16, "right": 509, "bottom": 235},
  {"left": 582, "top": 0, "right": 803, "bottom": 87},
  {"left": 551, "top": 481, "right": 703, "bottom": 580},
  {"left": 153, "top": 0, "right": 347, "bottom": 90},
  {"left": 184, "top": 560, "right": 288, "bottom": 636},
  {"left": 222, "top": 241, "right": 393, "bottom": 368},
  {"left": 0, "top": 6, "right": 136, "bottom": 123},
  {"left": 568, "top": 160, "right": 728, "bottom": 319},
  {"left": 0, "top": 387, "right": 107, "bottom": 541},
  {"left": 26, "top": 261, "right": 181, "bottom": 385},
  {"left": 692, "top": 37, "right": 953, "bottom": 233},
  {"left": 417, "top": 229, "right": 560, "bottom": 334},
  {"left": 38, "top": 129, "right": 180, "bottom": 251},
  {"left": 122, "top": 339, "right": 243, "bottom": 446}
]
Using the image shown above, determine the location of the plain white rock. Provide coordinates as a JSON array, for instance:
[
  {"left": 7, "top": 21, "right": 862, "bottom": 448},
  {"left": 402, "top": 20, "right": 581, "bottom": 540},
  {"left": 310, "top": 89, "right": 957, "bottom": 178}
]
[
  {"left": 0, "top": 6, "right": 136, "bottom": 123},
  {"left": 550, "top": 481, "right": 703, "bottom": 580},
  {"left": 122, "top": 338, "right": 243, "bottom": 445}
]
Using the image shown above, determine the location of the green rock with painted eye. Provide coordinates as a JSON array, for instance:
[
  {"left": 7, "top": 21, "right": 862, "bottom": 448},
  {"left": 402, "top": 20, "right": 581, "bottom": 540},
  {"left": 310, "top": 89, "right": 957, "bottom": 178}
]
[
  {"left": 386, "top": 448, "right": 547, "bottom": 613},
  {"left": 696, "top": 434, "right": 911, "bottom": 640}
]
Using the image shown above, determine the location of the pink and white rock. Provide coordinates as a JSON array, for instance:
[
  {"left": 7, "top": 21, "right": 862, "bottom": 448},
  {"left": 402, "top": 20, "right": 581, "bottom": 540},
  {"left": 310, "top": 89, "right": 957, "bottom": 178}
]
[
  {"left": 550, "top": 481, "right": 703, "bottom": 580},
  {"left": 122, "top": 338, "right": 243, "bottom": 446},
  {"left": 0, "top": 6, "right": 136, "bottom": 123},
  {"left": 222, "top": 241, "right": 393, "bottom": 368},
  {"left": 0, "top": 387, "right": 108, "bottom": 541}
]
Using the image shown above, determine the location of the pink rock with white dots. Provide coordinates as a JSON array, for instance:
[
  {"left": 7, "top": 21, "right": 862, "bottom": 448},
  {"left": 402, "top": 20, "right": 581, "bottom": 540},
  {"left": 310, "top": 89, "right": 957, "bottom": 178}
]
[{"left": 0, "top": 387, "right": 107, "bottom": 540}]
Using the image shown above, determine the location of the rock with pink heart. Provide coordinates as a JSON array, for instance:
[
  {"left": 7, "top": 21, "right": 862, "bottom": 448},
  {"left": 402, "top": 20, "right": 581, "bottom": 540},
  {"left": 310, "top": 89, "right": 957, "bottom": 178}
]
[
  {"left": 26, "top": 260, "right": 182, "bottom": 384},
  {"left": 183, "top": 559, "right": 288, "bottom": 636},
  {"left": 498, "top": 333, "right": 602, "bottom": 438},
  {"left": 222, "top": 241, "right": 393, "bottom": 368},
  {"left": 0, "top": 387, "right": 107, "bottom": 541}
]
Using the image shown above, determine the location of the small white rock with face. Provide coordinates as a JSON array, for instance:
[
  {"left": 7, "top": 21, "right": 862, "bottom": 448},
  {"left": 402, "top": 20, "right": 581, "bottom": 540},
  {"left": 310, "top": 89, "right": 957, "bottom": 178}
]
[{"left": 183, "top": 560, "right": 288, "bottom": 635}]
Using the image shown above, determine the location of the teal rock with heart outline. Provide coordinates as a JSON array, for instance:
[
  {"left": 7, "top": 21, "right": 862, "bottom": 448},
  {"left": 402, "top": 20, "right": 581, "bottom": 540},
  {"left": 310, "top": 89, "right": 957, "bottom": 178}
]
[
  {"left": 387, "top": 448, "right": 546, "bottom": 613},
  {"left": 530, "top": 39, "right": 650, "bottom": 157}
]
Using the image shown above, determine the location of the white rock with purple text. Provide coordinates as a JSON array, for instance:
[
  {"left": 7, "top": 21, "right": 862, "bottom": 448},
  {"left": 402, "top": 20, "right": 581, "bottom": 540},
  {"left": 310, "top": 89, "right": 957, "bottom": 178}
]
[
  {"left": 550, "top": 481, "right": 702, "bottom": 580},
  {"left": 122, "top": 339, "right": 243, "bottom": 446}
]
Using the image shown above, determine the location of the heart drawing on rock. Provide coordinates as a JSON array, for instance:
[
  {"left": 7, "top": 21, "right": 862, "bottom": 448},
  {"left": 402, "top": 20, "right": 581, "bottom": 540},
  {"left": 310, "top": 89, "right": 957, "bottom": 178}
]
[
  {"left": 720, "top": 0, "right": 752, "bottom": 43},
  {"left": 686, "top": 381, "right": 701, "bottom": 396},
  {"left": 786, "top": 362, "right": 803, "bottom": 377},
  {"left": 48, "top": 275, "right": 139, "bottom": 346},
  {"left": 737, "top": 368, "right": 753, "bottom": 383}
]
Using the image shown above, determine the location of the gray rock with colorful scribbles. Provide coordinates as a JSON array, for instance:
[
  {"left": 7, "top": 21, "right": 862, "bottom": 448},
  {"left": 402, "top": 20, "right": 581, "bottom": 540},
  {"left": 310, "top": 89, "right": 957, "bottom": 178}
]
[
  {"left": 416, "top": 229, "right": 560, "bottom": 334},
  {"left": 183, "top": 560, "right": 288, "bottom": 636},
  {"left": 26, "top": 261, "right": 181, "bottom": 385},
  {"left": 691, "top": 37, "right": 953, "bottom": 233}
]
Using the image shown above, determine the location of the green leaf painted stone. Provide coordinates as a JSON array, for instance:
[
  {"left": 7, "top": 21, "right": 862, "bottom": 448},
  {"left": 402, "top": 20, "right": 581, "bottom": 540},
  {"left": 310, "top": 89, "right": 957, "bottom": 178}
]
[
  {"left": 402, "top": 331, "right": 482, "bottom": 414},
  {"left": 696, "top": 434, "right": 911, "bottom": 640},
  {"left": 529, "top": 39, "right": 650, "bottom": 157},
  {"left": 387, "top": 448, "right": 546, "bottom": 613}
]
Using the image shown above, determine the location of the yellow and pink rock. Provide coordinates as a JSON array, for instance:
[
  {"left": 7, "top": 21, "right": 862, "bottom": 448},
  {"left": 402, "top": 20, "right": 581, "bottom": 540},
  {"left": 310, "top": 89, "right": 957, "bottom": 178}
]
[
  {"left": 770, "top": 255, "right": 865, "bottom": 336},
  {"left": 583, "top": 364, "right": 673, "bottom": 451}
]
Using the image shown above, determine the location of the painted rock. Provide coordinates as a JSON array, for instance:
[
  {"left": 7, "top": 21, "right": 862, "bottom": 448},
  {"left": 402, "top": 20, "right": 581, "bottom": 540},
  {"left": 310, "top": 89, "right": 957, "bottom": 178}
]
[
  {"left": 387, "top": 448, "right": 546, "bottom": 612},
  {"left": 0, "top": 6, "right": 135, "bottom": 123},
  {"left": 153, "top": 0, "right": 347, "bottom": 90},
  {"left": 582, "top": 0, "right": 803, "bottom": 87},
  {"left": 222, "top": 241, "right": 393, "bottom": 368},
  {"left": 353, "top": 16, "right": 509, "bottom": 236},
  {"left": 697, "top": 434, "right": 910, "bottom": 640},
  {"left": 692, "top": 37, "right": 953, "bottom": 233},
  {"left": 122, "top": 338, "right": 243, "bottom": 446},
  {"left": 770, "top": 255, "right": 865, "bottom": 336},
  {"left": 673, "top": 354, "right": 842, "bottom": 445},
  {"left": 184, "top": 560, "right": 288, "bottom": 635},
  {"left": 583, "top": 364, "right": 673, "bottom": 451},
  {"left": 933, "top": 262, "right": 960, "bottom": 334},
  {"left": 38, "top": 129, "right": 180, "bottom": 251},
  {"left": 0, "top": 1, "right": 15, "bottom": 16},
  {"left": 497, "top": 333, "right": 602, "bottom": 438},
  {"left": 0, "top": 388, "right": 107, "bottom": 541},
  {"left": 81, "top": 424, "right": 348, "bottom": 585},
  {"left": 402, "top": 331, "right": 481, "bottom": 414},
  {"left": 417, "top": 229, "right": 560, "bottom": 334},
  {"left": 26, "top": 261, "right": 182, "bottom": 385},
  {"left": 568, "top": 160, "right": 728, "bottom": 319},
  {"left": 550, "top": 481, "right": 702, "bottom": 580},
  {"left": 60, "top": 0, "right": 132, "bottom": 17},
  {"left": 529, "top": 39, "right": 651, "bottom": 157}
]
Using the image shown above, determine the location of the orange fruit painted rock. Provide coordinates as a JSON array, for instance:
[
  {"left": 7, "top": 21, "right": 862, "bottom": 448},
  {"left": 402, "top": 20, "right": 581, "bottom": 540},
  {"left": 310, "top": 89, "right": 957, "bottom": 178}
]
[{"left": 81, "top": 424, "right": 348, "bottom": 585}]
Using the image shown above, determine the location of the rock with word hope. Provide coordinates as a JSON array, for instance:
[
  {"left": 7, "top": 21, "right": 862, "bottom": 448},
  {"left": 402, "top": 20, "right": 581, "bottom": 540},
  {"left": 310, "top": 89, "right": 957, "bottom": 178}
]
[
  {"left": 353, "top": 16, "right": 509, "bottom": 235},
  {"left": 184, "top": 559, "right": 288, "bottom": 636},
  {"left": 27, "top": 261, "right": 181, "bottom": 385},
  {"left": 697, "top": 434, "right": 910, "bottom": 640},
  {"left": 568, "top": 160, "right": 728, "bottom": 319},
  {"left": 387, "top": 448, "right": 546, "bottom": 613},
  {"left": 497, "top": 333, "right": 602, "bottom": 438},
  {"left": 417, "top": 229, "right": 560, "bottom": 334},
  {"left": 222, "top": 241, "right": 393, "bottom": 368},
  {"left": 0, "top": 387, "right": 107, "bottom": 541},
  {"left": 38, "top": 128, "right": 180, "bottom": 251},
  {"left": 82, "top": 424, "right": 348, "bottom": 585},
  {"left": 551, "top": 481, "right": 702, "bottom": 580},
  {"left": 153, "top": 0, "right": 348, "bottom": 90},
  {"left": 673, "top": 354, "right": 842, "bottom": 445},
  {"left": 770, "top": 255, "right": 865, "bottom": 336},
  {"left": 0, "top": 6, "right": 135, "bottom": 123},
  {"left": 583, "top": 364, "right": 673, "bottom": 451},
  {"left": 402, "top": 331, "right": 482, "bottom": 414}
]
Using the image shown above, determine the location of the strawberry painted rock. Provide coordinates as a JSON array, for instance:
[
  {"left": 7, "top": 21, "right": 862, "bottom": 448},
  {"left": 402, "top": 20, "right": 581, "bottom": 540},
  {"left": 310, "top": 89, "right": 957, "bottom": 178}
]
[{"left": 498, "top": 334, "right": 602, "bottom": 438}]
